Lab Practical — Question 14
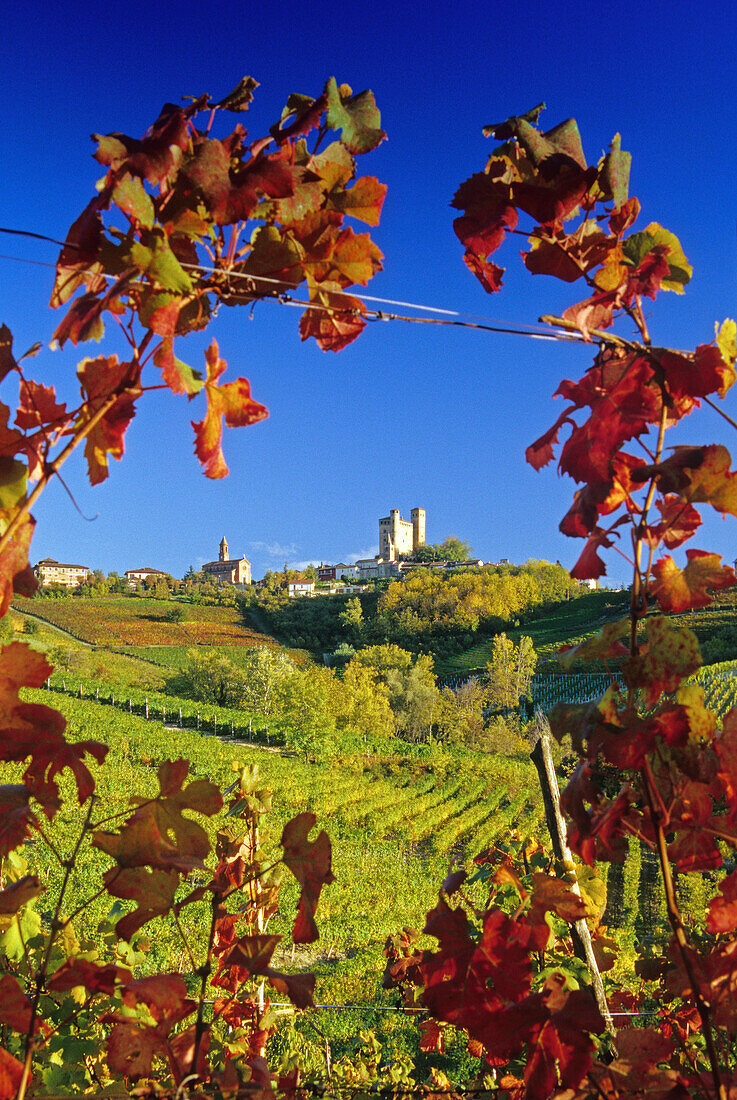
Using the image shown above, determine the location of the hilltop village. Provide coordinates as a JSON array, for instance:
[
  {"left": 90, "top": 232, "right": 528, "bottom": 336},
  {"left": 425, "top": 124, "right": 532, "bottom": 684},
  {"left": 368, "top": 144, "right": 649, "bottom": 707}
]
[{"left": 33, "top": 506, "right": 493, "bottom": 596}]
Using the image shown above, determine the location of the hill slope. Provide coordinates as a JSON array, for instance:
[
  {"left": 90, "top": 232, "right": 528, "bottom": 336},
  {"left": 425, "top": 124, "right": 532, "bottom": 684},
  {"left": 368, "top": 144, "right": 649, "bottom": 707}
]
[{"left": 13, "top": 595, "right": 279, "bottom": 648}]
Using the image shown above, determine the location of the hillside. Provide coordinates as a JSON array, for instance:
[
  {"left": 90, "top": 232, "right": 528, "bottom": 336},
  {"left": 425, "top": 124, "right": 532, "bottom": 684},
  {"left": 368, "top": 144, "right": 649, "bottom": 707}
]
[
  {"left": 16, "top": 584, "right": 737, "bottom": 683},
  {"left": 11, "top": 593, "right": 305, "bottom": 695},
  {"left": 437, "top": 589, "right": 631, "bottom": 676},
  {"left": 13, "top": 594, "right": 279, "bottom": 649}
]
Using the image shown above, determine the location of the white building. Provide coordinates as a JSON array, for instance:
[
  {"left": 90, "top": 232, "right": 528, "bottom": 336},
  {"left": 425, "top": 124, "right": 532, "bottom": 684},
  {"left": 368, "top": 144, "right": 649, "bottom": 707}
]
[{"left": 288, "top": 579, "right": 315, "bottom": 598}]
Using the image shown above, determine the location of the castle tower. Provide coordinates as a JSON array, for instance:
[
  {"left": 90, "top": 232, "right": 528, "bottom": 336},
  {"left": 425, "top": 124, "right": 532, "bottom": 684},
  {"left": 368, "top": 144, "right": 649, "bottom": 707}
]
[
  {"left": 219, "top": 536, "right": 229, "bottom": 562},
  {"left": 378, "top": 508, "right": 421, "bottom": 561},
  {"left": 411, "top": 508, "right": 426, "bottom": 552}
]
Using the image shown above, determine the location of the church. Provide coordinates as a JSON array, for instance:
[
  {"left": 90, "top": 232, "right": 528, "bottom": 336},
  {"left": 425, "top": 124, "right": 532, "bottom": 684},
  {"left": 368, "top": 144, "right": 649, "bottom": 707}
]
[{"left": 202, "top": 537, "right": 251, "bottom": 586}]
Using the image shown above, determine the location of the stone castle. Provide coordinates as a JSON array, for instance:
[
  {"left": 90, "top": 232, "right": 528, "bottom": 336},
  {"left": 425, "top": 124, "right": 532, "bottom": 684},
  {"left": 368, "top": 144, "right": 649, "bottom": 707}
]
[
  {"left": 378, "top": 507, "right": 425, "bottom": 561},
  {"left": 354, "top": 507, "right": 427, "bottom": 580}
]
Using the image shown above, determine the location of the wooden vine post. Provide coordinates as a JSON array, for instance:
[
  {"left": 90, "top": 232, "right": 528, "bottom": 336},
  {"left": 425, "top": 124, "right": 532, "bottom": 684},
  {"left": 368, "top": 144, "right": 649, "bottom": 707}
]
[{"left": 529, "top": 710, "right": 616, "bottom": 1037}]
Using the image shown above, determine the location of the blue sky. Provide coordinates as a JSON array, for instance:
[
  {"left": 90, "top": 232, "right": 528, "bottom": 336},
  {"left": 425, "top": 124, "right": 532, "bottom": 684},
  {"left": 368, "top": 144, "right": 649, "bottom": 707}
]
[{"left": 3, "top": 0, "right": 736, "bottom": 584}]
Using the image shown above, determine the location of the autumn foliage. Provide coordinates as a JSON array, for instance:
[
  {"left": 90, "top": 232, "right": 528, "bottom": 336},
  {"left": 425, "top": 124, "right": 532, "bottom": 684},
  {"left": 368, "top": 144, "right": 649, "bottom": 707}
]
[
  {"left": 0, "top": 76, "right": 383, "bottom": 1100},
  {"left": 394, "top": 105, "right": 737, "bottom": 1097},
  {"left": 3, "top": 83, "right": 737, "bottom": 1100}
]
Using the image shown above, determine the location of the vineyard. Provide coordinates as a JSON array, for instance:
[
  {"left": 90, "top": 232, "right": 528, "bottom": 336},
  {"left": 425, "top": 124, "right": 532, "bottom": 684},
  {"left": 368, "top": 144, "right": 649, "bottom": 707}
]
[
  {"left": 28, "top": 682, "right": 540, "bottom": 857},
  {"left": 12, "top": 634, "right": 727, "bottom": 1077},
  {"left": 531, "top": 662, "right": 737, "bottom": 717},
  {"left": 13, "top": 685, "right": 710, "bottom": 1020},
  {"left": 436, "top": 590, "right": 631, "bottom": 676},
  {"left": 7, "top": 686, "right": 551, "bottom": 1066},
  {"left": 12, "top": 594, "right": 280, "bottom": 649}
]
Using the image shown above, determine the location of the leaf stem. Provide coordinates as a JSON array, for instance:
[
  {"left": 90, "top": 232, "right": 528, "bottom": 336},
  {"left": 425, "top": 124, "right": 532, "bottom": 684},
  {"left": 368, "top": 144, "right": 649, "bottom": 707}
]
[
  {"left": 640, "top": 765, "right": 726, "bottom": 1100},
  {"left": 16, "top": 796, "right": 97, "bottom": 1100},
  {"left": 189, "top": 894, "right": 219, "bottom": 1079},
  {"left": 172, "top": 910, "right": 198, "bottom": 973}
]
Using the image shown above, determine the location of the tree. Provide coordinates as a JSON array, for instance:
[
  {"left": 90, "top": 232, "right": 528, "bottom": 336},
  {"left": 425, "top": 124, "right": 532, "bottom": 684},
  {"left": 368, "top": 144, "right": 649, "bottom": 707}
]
[
  {"left": 83, "top": 568, "right": 108, "bottom": 596},
  {"left": 338, "top": 596, "right": 364, "bottom": 640},
  {"left": 331, "top": 641, "right": 356, "bottom": 663},
  {"left": 334, "top": 661, "right": 394, "bottom": 738},
  {"left": 184, "top": 565, "right": 204, "bottom": 586},
  {"left": 485, "top": 632, "right": 536, "bottom": 711},
  {"left": 351, "top": 644, "right": 438, "bottom": 741},
  {"left": 150, "top": 577, "right": 171, "bottom": 599},
  {"left": 413, "top": 535, "right": 473, "bottom": 562},
  {"left": 435, "top": 677, "right": 486, "bottom": 746},
  {"left": 106, "top": 570, "right": 130, "bottom": 594},
  {"left": 170, "top": 648, "right": 247, "bottom": 706},
  {"left": 240, "top": 646, "right": 296, "bottom": 715},
  {"left": 384, "top": 654, "right": 438, "bottom": 741},
  {"left": 275, "top": 666, "right": 337, "bottom": 758},
  {"left": 351, "top": 642, "right": 413, "bottom": 678}
]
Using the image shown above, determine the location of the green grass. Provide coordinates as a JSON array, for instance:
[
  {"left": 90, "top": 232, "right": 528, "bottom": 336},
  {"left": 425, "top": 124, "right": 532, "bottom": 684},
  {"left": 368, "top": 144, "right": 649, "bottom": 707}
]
[{"left": 115, "top": 643, "right": 310, "bottom": 670}]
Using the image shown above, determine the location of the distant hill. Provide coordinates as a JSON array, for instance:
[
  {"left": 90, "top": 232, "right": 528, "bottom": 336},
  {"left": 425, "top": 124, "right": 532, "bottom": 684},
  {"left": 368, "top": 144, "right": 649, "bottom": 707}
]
[
  {"left": 11, "top": 595, "right": 306, "bottom": 682},
  {"left": 17, "top": 584, "right": 737, "bottom": 690},
  {"left": 437, "top": 587, "right": 737, "bottom": 677},
  {"left": 13, "top": 594, "right": 279, "bottom": 648}
]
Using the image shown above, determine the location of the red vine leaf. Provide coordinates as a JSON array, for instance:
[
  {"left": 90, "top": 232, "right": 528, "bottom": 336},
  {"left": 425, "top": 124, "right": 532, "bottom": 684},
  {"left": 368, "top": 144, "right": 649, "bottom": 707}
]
[
  {"left": 555, "top": 350, "right": 661, "bottom": 482},
  {"left": 0, "top": 642, "right": 107, "bottom": 810},
  {"left": 280, "top": 812, "right": 335, "bottom": 944},
  {"left": 299, "top": 285, "right": 367, "bottom": 351},
  {"left": 523, "top": 223, "right": 611, "bottom": 282},
  {"left": 93, "top": 758, "right": 220, "bottom": 873},
  {"left": 622, "top": 617, "right": 701, "bottom": 706},
  {"left": 640, "top": 445, "right": 737, "bottom": 518},
  {"left": 328, "top": 176, "right": 387, "bottom": 226},
  {"left": 93, "top": 103, "right": 190, "bottom": 185},
  {"left": 106, "top": 1021, "right": 164, "bottom": 1080},
  {"left": 659, "top": 343, "right": 735, "bottom": 405},
  {"left": 0, "top": 974, "right": 36, "bottom": 1032},
  {"left": 15, "top": 380, "right": 68, "bottom": 432},
  {"left": 46, "top": 958, "right": 130, "bottom": 994},
  {"left": 559, "top": 619, "right": 629, "bottom": 669},
  {"left": 153, "top": 337, "right": 203, "bottom": 396},
  {"left": 649, "top": 550, "right": 736, "bottom": 613},
  {"left": 103, "top": 866, "right": 181, "bottom": 940},
  {"left": 0, "top": 1047, "right": 25, "bottom": 1100},
  {"left": 621, "top": 221, "right": 692, "bottom": 294},
  {"left": 121, "top": 972, "right": 192, "bottom": 1020},
  {"left": 529, "top": 873, "right": 588, "bottom": 926},
  {"left": 707, "top": 869, "right": 737, "bottom": 933},
  {"left": 76, "top": 355, "right": 142, "bottom": 486},
  {"left": 561, "top": 287, "right": 621, "bottom": 340},
  {"left": 168, "top": 1024, "right": 210, "bottom": 1085},
  {"left": 650, "top": 494, "right": 702, "bottom": 549},
  {"left": 526, "top": 407, "right": 574, "bottom": 471},
  {"left": 419, "top": 1019, "right": 446, "bottom": 1053},
  {"left": 0, "top": 873, "right": 43, "bottom": 913},
  {"left": 50, "top": 193, "right": 109, "bottom": 309},
  {"left": 569, "top": 527, "right": 615, "bottom": 580},
  {"left": 0, "top": 516, "right": 37, "bottom": 618},
  {"left": 265, "top": 969, "right": 316, "bottom": 1009},
  {"left": 191, "top": 341, "right": 268, "bottom": 479}
]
